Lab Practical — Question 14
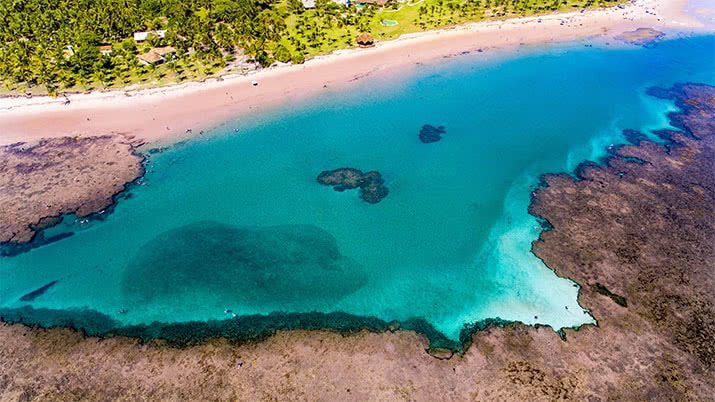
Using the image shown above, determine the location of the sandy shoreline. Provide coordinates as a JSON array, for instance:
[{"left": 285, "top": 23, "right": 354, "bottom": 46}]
[{"left": 0, "top": 0, "right": 704, "bottom": 146}]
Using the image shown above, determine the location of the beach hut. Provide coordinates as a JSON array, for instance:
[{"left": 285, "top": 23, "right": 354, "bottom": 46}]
[
  {"left": 137, "top": 46, "right": 176, "bottom": 65},
  {"left": 138, "top": 50, "right": 162, "bottom": 65},
  {"left": 154, "top": 46, "right": 176, "bottom": 58},
  {"left": 356, "top": 32, "right": 375, "bottom": 48}
]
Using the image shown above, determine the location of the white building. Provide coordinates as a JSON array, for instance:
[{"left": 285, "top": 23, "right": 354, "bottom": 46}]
[{"left": 133, "top": 29, "right": 167, "bottom": 42}]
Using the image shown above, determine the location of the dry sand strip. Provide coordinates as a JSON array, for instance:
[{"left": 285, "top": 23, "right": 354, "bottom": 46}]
[{"left": 0, "top": 0, "right": 703, "bottom": 147}]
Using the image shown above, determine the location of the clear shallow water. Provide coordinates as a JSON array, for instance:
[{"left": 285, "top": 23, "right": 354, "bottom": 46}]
[{"left": 2, "top": 35, "right": 714, "bottom": 342}]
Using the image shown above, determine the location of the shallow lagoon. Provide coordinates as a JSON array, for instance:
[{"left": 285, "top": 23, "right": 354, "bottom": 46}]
[{"left": 2, "top": 35, "right": 713, "bottom": 342}]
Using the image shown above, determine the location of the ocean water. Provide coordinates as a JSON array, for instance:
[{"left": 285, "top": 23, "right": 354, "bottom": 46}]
[{"left": 1, "top": 35, "right": 714, "bottom": 342}]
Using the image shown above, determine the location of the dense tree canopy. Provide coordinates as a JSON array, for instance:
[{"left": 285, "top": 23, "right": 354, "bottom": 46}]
[
  {"left": 0, "top": 0, "right": 287, "bottom": 92},
  {"left": 0, "top": 0, "right": 619, "bottom": 94}
]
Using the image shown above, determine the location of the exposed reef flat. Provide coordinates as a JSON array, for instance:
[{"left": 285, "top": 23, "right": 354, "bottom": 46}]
[
  {"left": 614, "top": 27, "right": 666, "bottom": 46},
  {"left": 532, "top": 82, "right": 715, "bottom": 363},
  {"left": 317, "top": 168, "right": 389, "bottom": 203},
  {"left": 0, "top": 84, "right": 713, "bottom": 400},
  {"left": 0, "top": 135, "right": 144, "bottom": 245}
]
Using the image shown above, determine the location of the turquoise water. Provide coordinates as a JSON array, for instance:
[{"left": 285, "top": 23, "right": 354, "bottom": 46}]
[{"left": 1, "top": 35, "right": 714, "bottom": 342}]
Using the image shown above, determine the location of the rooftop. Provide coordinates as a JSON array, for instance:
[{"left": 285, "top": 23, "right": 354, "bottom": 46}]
[
  {"left": 133, "top": 30, "right": 167, "bottom": 42},
  {"left": 137, "top": 46, "right": 177, "bottom": 64}
]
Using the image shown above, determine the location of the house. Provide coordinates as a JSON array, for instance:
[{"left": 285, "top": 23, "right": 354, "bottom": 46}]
[
  {"left": 138, "top": 50, "right": 162, "bottom": 65},
  {"left": 97, "top": 45, "right": 113, "bottom": 55},
  {"left": 133, "top": 32, "right": 149, "bottom": 42},
  {"left": 154, "top": 46, "right": 176, "bottom": 57},
  {"left": 137, "top": 46, "right": 176, "bottom": 65},
  {"left": 356, "top": 32, "right": 375, "bottom": 47},
  {"left": 133, "top": 29, "right": 167, "bottom": 42}
]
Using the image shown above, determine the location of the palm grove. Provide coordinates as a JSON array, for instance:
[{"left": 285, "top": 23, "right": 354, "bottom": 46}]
[{"left": 0, "top": 0, "right": 619, "bottom": 94}]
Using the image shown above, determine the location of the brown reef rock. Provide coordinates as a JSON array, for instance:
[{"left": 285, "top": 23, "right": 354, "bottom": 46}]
[
  {"left": 530, "top": 83, "right": 715, "bottom": 372},
  {"left": 614, "top": 27, "right": 666, "bottom": 46},
  {"left": 0, "top": 135, "right": 144, "bottom": 245},
  {"left": 317, "top": 167, "right": 389, "bottom": 203},
  {"left": 0, "top": 84, "right": 713, "bottom": 401},
  {"left": 419, "top": 124, "right": 447, "bottom": 143}
]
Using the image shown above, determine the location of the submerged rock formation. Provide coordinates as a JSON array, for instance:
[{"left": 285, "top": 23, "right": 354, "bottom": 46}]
[
  {"left": 18, "top": 280, "right": 60, "bottom": 302},
  {"left": 122, "top": 221, "right": 367, "bottom": 308},
  {"left": 418, "top": 124, "right": 447, "bottom": 143},
  {"left": 317, "top": 168, "right": 389, "bottom": 203},
  {"left": 0, "top": 135, "right": 144, "bottom": 245},
  {"left": 0, "top": 84, "right": 713, "bottom": 401},
  {"left": 614, "top": 27, "right": 665, "bottom": 47}
]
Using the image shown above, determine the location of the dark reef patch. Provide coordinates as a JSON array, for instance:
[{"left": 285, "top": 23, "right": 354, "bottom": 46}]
[
  {"left": 591, "top": 283, "right": 627, "bottom": 307},
  {"left": 317, "top": 168, "right": 389, "bottom": 203},
  {"left": 1, "top": 231, "right": 74, "bottom": 257},
  {"left": 646, "top": 85, "right": 714, "bottom": 139},
  {"left": 0, "top": 305, "right": 477, "bottom": 351},
  {"left": 622, "top": 128, "right": 649, "bottom": 145},
  {"left": 122, "top": 221, "right": 367, "bottom": 308},
  {"left": 19, "top": 280, "right": 60, "bottom": 302},
  {"left": 419, "top": 124, "right": 447, "bottom": 143}
]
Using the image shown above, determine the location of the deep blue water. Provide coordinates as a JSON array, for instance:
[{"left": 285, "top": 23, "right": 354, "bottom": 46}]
[{"left": 1, "top": 35, "right": 713, "bottom": 342}]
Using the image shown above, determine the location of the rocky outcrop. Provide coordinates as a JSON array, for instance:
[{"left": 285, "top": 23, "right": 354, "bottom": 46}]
[
  {"left": 418, "top": 124, "right": 446, "bottom": 143},
  {"left": 0, "top": 135, "right": 144, "bottom": 246},
  {"left": 317, "top": 168, "right": 389, "bottom": 203},
  {"left": 530, "top": 83, "right": 715, "bottom": 373}
]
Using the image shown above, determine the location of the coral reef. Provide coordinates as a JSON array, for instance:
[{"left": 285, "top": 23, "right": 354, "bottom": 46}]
[
  {"left": 317, "top": 168, "right": 389, "bottom": 203},
  {"left": 0, "top": 135, "right": 144, "bottom": 246},
  {"left": 122, "top": 222, "right": 368, "bottom": 308},
  {"left": 418, "top": 124, "right": 447, "bottom": 143}
]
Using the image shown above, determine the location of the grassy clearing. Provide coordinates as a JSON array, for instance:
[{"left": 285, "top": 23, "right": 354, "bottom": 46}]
[{"left": 279, "top": 0, "right": 621, "bottom": 58}]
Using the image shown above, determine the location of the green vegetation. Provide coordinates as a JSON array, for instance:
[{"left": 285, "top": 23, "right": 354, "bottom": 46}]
[{"left": 0, "top": 0, "right": 621, "bottom": 95}]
